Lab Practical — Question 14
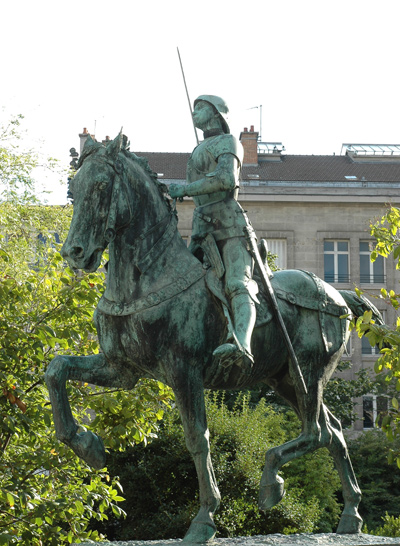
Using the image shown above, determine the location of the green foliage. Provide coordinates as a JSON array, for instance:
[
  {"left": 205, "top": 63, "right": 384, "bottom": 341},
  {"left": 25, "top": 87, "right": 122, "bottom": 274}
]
[
  {"left": 0, "top": 114, "right": 59, "bottom": 204},
  {"left": 267, "top": 250, "right": 280, "bottom": 272},
  {"left": 0, "top": 117, "right": 174, "bottom": 544},
  {"left": 94, "top": 394, "right": 343, "bottom": 540},
  {"left": 348, "top": 430, "right": 400, "bottom": 531},
  {"left": 351, "top": 207, "right": 400, "bottom": 457},
  {"left": 367, "top": 513, "right": 400, "bottom": 537},
  {"left": 370, "top": 206, "right": 400, "bottom": 264},
  {"left": 0, "top": 115, "right": 38, "bottom": 203},
  {"left": 0, "top": 207, "right": 172, "bottom": 545}
]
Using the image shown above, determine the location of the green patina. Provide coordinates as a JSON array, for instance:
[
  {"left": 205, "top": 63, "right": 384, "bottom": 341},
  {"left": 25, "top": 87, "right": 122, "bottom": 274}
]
[{"left": 44, "top": 97, "right": 384, "bottom": 542}]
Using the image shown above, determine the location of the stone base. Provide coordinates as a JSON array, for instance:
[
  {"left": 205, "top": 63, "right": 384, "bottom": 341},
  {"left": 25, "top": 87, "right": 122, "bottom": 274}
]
[{"left": 73, "top": 533, "right": 400, "bottom": 546}]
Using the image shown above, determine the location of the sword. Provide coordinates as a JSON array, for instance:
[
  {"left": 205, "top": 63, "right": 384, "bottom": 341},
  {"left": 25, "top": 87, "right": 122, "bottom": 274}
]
[{"left": 243, "top": 226, "right": 308, "bottom": 395}]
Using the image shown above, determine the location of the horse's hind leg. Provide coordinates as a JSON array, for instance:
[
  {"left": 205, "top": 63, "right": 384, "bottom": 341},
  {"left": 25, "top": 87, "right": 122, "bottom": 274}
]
[
  {"left": 259, "top": 373, "right": 324, "bottom": 511},
  {"left": 45, "top": 353, "right": 138, "bottom": 469},
  {"left": 173, "top": 371, "right": 220, "bottom": 544},
  {"left": 322, "top": 404, "right": 363, "bottom": 533}
]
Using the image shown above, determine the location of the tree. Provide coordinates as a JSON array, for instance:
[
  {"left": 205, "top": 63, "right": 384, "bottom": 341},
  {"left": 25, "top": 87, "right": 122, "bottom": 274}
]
[
  {"left": 352, "top": 206, "right": 400, "bottom": 462},
  {"left": 348, "top": 430, "right": 400, "bottom": 531},
  {"left": 0, "top": 116, "right": 173, "bottom": 545},
  {"left": 0, "top": 114, "right": 59, "bottom": 204}
]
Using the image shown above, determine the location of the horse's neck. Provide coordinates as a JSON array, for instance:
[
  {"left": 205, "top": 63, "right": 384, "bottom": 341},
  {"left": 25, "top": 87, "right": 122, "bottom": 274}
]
[
  {"left": 106, "top": 228, "right": 195, "bottom": 303},
  {"left": 104, "top": 179, "right": 196, "bottom": 304}
]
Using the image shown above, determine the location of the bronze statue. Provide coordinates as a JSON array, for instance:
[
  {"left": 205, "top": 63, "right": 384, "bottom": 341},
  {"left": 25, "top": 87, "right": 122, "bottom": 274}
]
[
  {"left": 45, "top": 130, "right": 380, "bottom": 543},
  {"left": 169, "top": 95, "right": 257, "bottom": 373}
]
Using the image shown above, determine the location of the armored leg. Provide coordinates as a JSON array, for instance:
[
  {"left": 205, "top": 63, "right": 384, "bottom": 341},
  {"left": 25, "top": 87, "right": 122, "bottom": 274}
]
[
  {"left": 231, "top": 291, "right": 256, "bottom": 356},
  {"left": 213, "top": 238, "right": 257, "bottom": 373}
]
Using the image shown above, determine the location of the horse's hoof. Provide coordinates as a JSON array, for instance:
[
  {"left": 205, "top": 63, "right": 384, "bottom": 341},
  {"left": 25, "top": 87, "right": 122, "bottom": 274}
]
[
  {"left": 259, "top": 478, "right": 285, "bottom": 511},
  {"left": 71, "top": 431, "right": 106, "bottom": 470},
  {"left": 336, "top": 513, "right": 363, "bottom": 534},
  {"left": 183, "top": 521, "right": 216, "bottom": 543}
]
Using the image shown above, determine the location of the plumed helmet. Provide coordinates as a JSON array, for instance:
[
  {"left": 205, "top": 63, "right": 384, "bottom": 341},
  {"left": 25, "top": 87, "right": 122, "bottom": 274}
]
[{"left": 194, "top": 95, "right": 230, "bottom": 134}]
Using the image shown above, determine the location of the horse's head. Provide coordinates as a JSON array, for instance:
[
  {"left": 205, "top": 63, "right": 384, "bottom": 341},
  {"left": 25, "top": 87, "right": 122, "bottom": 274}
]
[{"left": 62, "top": 132, "right": 130, "bottom": 272}]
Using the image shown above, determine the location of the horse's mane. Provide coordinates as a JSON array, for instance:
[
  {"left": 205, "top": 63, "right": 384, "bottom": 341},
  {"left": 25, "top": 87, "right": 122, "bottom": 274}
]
[
  {"left": 74, "top": 136, "right": 173, "bottom": 214},
  {"left": 121, "top": 143, "right": 173, "bottom": 214}
]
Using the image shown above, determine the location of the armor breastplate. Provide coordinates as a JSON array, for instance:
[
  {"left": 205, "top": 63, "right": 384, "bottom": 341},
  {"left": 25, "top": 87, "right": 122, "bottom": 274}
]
[
  {"left": 187, "top": 135, "right": 242, "bottom": 207},
  {"left": 186, "top": 134, "right": 247, "bottom": 242}
]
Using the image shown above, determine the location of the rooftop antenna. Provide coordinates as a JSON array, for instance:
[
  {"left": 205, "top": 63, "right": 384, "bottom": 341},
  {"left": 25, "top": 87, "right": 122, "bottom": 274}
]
[
  {"left": 177, "top": 47, "right": 199, "bottom": 146},
  {"left": 247, "top": 105, "right": 262, "bottom": 141}
]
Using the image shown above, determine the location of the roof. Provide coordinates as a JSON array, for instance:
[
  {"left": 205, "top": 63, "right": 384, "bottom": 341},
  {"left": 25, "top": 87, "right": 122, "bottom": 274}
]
[
  {"left": 137, "top": 151, "right": 400, "bottom": 185},
  {"left": 137, "top": 152, "right": 189, "bottom": 180},
  {"left": 243, "top": 155, "right": 400, "bottom": 183}
]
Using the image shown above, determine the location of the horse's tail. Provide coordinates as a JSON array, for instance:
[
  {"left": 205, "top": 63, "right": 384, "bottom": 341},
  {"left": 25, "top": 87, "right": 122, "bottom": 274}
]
[{"left": 339, "top": 290, "right": 384, "bottom": 325}]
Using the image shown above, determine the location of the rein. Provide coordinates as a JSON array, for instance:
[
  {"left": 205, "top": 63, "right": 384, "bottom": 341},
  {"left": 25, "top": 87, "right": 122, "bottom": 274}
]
[{"left": 98, "top": 262, "right": 205, "bottom": 317}]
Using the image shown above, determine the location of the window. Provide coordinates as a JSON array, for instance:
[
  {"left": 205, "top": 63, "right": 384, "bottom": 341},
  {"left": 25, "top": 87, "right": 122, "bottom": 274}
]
[
  {"left": 360, "top": 241, "right": 385, "bottom": 284},
  {"left": 363, "top": 395, "right": 389, "bottom": 429},
  {"left": 267, "top": 239, "right": 287, "bottom": 269},
  {"left": 361, "top": 336, "right": 380, "bottom": 355},
  {"left": 324, "top": 240, "right": 349, "bottom": 283}
]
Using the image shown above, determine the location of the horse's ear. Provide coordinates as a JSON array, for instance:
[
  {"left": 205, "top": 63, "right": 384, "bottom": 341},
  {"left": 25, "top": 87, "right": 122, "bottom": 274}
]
[
  {"left": 82, "top": 134, "right": 98, "bottom": 154},
  {"left": 122, "top": 135, "right": 130, "bottom": 151},
  {"left": 84, "top": 134, "right": 94, "bottom": 146},
  {"left": 106, "top": 132, "right": 123, "bottom": 160},
  {"left": 77, "top": 134, "right": 101, "bottom": 168}
]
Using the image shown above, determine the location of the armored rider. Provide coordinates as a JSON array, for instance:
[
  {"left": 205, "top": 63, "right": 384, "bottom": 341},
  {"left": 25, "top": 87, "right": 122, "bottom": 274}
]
[{"left": 168, "top": 95, "right": 257, "bottom": 372}]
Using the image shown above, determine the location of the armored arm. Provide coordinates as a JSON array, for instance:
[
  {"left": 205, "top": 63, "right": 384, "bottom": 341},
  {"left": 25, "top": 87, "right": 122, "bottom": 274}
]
[{"left": 169, "top": 154, "right": 239, "bottom": 199}]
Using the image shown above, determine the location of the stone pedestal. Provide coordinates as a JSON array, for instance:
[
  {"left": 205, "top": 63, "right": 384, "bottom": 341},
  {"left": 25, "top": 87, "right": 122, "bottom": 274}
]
[{"left": 73, "top": 533, "right": 400, "bottom": 546}]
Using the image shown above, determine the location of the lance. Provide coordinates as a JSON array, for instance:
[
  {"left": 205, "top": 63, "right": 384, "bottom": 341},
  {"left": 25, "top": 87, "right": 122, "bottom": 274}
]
[
  {"left": 243, "top": 226, "right": 308, "bottom": 395},
  {"left": 177, "top": 47, "right": 199, "bottom": 146}
]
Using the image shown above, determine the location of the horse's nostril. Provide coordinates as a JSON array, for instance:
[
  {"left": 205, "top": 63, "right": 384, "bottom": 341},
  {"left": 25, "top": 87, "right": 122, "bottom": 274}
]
[{"left": 70, "top": 246, "right": 84, "bottom": 259}]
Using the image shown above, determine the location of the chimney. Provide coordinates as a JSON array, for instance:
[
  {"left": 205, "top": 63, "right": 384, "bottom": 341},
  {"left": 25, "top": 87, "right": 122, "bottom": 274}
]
[
  {"left": 239, "top": 125, "right": 259, "bottom": 166},
  {"left": 79, "top": 127, "right": 89, "bottom": 154}
]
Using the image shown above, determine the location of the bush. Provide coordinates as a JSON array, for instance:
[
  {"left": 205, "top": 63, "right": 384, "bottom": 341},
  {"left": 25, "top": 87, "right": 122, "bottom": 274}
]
[
  {"left": 93, "top": 393, "right": 344, "bottom": 540},
  {"left": 367, "top": 513, "right": 400, "bottom": 537}
]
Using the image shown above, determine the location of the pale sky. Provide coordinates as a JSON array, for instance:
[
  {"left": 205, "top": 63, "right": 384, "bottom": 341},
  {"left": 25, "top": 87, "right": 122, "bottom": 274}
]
[{"left": 2, "top": 0, "right": 400, "bottom": 204}]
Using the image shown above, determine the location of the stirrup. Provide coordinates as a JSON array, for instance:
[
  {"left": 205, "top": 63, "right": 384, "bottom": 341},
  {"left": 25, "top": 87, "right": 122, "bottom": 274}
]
[{"left": 213, "top": 343, "right": 254, "bottom": 375}]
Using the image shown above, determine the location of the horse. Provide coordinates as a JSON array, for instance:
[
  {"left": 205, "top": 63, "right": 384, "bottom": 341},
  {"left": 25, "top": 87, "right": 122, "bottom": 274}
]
[{"left": 45, "top": 132, "right": 371, "bottom": 543}]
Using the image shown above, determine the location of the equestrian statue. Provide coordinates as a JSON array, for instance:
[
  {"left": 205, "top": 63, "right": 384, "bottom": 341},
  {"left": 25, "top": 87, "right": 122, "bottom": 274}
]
[{"left": 45, "top": 96, "right": 382, "bottom": 543}]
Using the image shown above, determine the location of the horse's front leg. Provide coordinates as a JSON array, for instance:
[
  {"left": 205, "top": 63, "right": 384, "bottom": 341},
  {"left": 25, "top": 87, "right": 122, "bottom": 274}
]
[
  {"left": 45, "top": 353, "right": 138, "bottom": 469},
  {"left": 174, "top": 372, "right": 220, "bottom": 543}
]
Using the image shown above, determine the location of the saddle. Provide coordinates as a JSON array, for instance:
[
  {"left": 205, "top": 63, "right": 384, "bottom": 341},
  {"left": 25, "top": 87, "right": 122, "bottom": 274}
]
[{"left": 205, "top": 257, "right": 349, "bottom": 355}]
